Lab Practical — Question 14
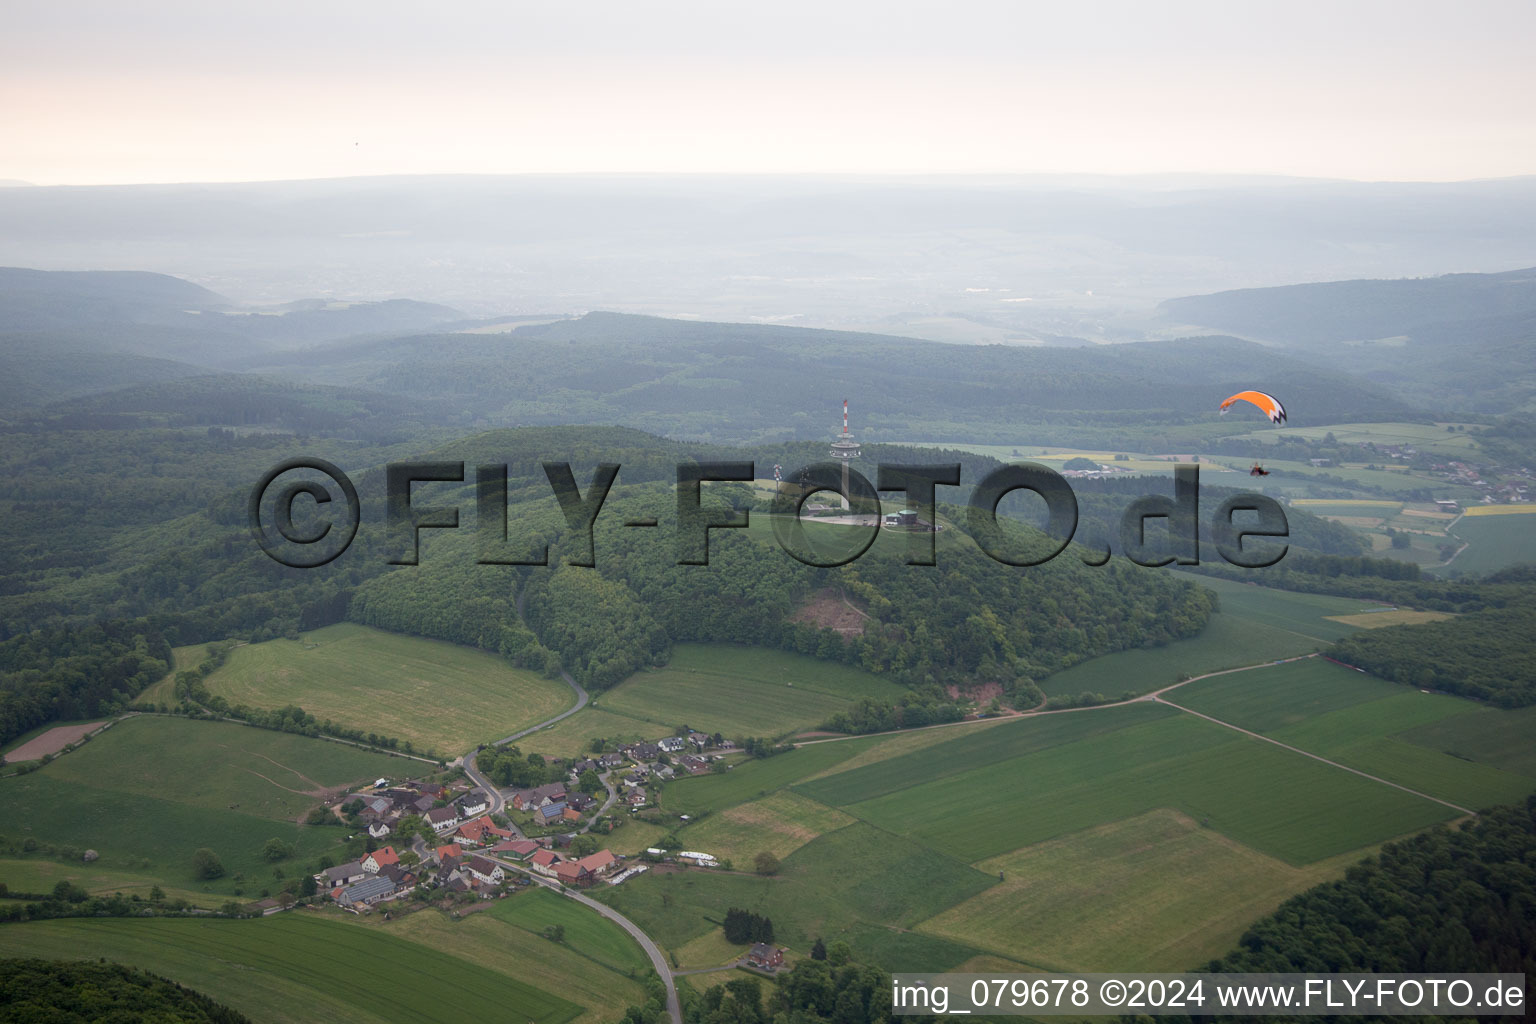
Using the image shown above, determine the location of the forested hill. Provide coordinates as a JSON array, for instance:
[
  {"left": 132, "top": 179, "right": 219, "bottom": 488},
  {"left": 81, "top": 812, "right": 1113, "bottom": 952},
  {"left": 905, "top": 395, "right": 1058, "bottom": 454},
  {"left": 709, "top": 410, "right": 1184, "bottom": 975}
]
[
  {"left": 1158, "top": 267, "right": 1536, "bottom": 417},
  {"left": 242, "top": 311, "right": 1420, "bottom": 445},
  {"left": 350, "top": 477, "right": 1217, "bottom": 698},
  {"left": 1159, "top": 266, "right": 1536, "bottom": 346}
]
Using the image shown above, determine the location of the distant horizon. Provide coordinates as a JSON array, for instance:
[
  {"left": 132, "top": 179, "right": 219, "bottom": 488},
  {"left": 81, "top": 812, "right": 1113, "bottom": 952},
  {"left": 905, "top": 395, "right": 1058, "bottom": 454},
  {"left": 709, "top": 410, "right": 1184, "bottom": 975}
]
[{"left": 4, "top": 170, "right": 1536, "bottom": 190}]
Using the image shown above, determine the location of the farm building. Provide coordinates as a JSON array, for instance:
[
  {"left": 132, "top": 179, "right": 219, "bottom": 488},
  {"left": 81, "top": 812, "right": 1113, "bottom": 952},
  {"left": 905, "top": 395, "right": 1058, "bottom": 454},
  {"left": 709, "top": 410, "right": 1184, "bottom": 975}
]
[
  {"left": 747, "top": 944, "right": 784, "bottom": 970},
  {"left": 337, "top": 875, "right": 397, "bottom": 908}
]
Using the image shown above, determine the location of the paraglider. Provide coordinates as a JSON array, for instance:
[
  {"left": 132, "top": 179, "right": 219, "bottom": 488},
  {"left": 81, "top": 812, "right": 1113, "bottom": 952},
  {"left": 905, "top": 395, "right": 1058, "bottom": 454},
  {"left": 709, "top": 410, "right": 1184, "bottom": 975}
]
[
  {"left": 1219, "top": 390, "right": 1286, "bottom": 425},
  {"left": 1220, "top": 389, "right": 1287, "bottom": 477}
]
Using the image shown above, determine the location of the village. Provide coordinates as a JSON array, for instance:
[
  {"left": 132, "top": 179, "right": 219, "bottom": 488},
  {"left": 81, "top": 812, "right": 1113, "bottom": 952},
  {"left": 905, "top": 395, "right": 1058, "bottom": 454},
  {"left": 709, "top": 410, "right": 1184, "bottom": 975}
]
[{"left": 313, "top": 731, "right": 741, "bottom": 919}]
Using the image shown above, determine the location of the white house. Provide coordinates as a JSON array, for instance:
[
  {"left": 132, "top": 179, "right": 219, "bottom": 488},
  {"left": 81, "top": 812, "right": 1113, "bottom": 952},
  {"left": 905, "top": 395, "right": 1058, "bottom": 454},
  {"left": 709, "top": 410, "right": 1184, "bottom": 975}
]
[
  {"left": 458, "top": 791, "right": 490, "bottom": 817},
  {"left": 425, "top": 806, "right": 461, "bottom": 833},
  {"left": 465, "top": 855, "right": 505, "bottom": 886}
]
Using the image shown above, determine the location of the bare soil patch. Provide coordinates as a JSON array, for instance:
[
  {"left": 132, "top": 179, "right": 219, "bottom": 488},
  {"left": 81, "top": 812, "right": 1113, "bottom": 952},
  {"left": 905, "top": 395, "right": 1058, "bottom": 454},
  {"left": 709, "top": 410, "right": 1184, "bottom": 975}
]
[
  {"left": 788, "top": 588, "right": 868, "bottom": 636},
  {"left": 5, "top": 722, "right": 107, "bottom": 762}
]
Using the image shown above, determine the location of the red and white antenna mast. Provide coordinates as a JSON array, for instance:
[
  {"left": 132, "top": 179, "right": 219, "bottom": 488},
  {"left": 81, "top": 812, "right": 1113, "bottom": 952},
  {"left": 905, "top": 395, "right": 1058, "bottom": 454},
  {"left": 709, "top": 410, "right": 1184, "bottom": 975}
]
[{"left": 842, "top": 398, "right": 849, "bottom": 435}]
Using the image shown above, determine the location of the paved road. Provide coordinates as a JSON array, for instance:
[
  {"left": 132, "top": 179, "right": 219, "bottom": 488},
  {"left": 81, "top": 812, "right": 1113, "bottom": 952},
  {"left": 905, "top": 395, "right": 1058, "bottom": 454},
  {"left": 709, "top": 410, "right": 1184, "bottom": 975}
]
[
  {"left": 447, "top": 593, "right": 678, "bottom": 1023},
  {"left": 491, "top": 855, "right": 681, "bottom": 1024},
  {"left": 462, "top": 667, "right": 589, "bottom": 820}
]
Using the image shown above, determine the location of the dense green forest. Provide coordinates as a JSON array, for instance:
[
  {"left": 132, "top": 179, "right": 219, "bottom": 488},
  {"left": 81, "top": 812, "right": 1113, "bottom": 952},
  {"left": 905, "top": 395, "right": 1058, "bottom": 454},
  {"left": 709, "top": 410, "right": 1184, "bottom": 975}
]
[
  {"left": 0, "top": 622, "right": 170, "bottom": 748},
  {"left": 1331, "top": 604, "right": 1536, "bottom": 707},
  {"left": 243, "top": 312, "right": 1420, "bottom": 446},
  {"left": 622, "top": 955, "right": 933, "bottom": 1024},
  {"left": 1161, "top": 266, "right": 1536, "bottom": 416},
  {"left": 0, "top": 958, "right": 252, "bottom": 1023},
  {"left": 353, "top": 485, "right": 1216, "bottom": 694},
  {"left": 5, "top": 410, "right": 1510, "bottom": 747}
]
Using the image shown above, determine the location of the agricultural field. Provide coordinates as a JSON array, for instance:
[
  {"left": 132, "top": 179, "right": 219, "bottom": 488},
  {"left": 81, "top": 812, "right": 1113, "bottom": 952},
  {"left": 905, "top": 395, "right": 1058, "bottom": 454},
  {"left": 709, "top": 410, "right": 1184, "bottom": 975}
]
[
  {"left": 0, "top": 718, "right": 107, "bottom": 765},
  {"left": 1445, "top": 511, "right": 1536, "bottom": 575},
  {"left": 915, "top": 809, "right": 1366, "bottom": 971},
  {"left": 813, "top": 709, "right": 1457, "bottom": 865},
  {"left": 597, "top": 822, "right": 999, "bottom": 966},
  {"left": 0, "top": 914, "right": 582, "bottom": 1024},
  {"left": 1324, "top": 609, "right": 1453, "bottom": 628},
  {"left": 1229, "top": 421, "right": 1487, "bottom": 459},
  {"left": 1168, "top": 658, "right": 1406, "bottom": 734},
  {"left": 1211, "top": 458, "right": 1461, "bottom": 498},
  {"left": 0, "top": 716, "right": 399, "bottom": 891},
  {"left": 1038, "top": 576, "right": 1370, "bottom": 698},
  {"left": 192, "top": 623, "right": 575, "bottom": 756},
  {"left": 593, "top": 644, "right": 908, "bottom": 739},
  {"left": 671, "top": 790, "right": 857, "bottom": 864},
  {"left": 660, "top": 737, "right": 877, "bottom": 817},
  {"left": 1400, "top": 706, "right": 1536, "bottom": 777},
  {"left": 1169, "top": 657, "right": 1536, "bottom": 810}
]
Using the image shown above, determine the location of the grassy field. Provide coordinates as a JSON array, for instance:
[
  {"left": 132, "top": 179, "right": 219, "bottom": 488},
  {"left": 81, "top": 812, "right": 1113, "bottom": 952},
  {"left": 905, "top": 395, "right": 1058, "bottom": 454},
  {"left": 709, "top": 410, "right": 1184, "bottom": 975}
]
[
  {"left": 0, "top": 716, "right": 398, "bottom": 890},
  {"left": 1401, "top": 706, "right": 1536, "bottom": 777},
  {"left": 594, "top": 644, "right": 908, "bottom": 739},
  {"left": 673, "top": 790, "right": 857, "bottom": 863},
  {"left": 515, "top": 706, "right": 664, "bottom": 759},
  {"left": 819, "top": 709, "right": 1457, "bottom": 865},
  {"left": 798, "top": 702, "right": 1176, "bottom": 807},
  {"left": 1169, "top": 658, "right": 1407, "bottom": 734},
  {"left": 195, "top": 623, "right": 574, "bottom": 756},
  {"left": 39, "top": 715, "right": 406, "bottom": 819},
  {"left": 352, "top": 899, "right": 646, "bottom": 1024},
  {"left": 0, "top": 857, "right": 211, "bottom": 906},
  {"left": 1038, "top": 577, "right": 1370, "bottom": 698},
  {"left": 915, "top": 809, "right": 1367, "bottom": 971},
  {"left": 1169, "top": 657, "right": 1536, "bottom": 810},
  {"left": 0, "top": 914, "right": 582, "bottom": 1024},
  {"left": 489, "top": 888, "right": 652, "bottom": 974},
  {"left": 1446, "top": 513, "right": 1536, "bottom": 575},
  {"left": 1326, "top": 609, "right": 1454, "bottom": 628},
  {"left": 597, "top": 822, "right": 997, "bottom": 963},
  {"left": 136, "top": 643, "right": 202, "bottom": 706},
  {"left": 661, "top": 736, "right": 881, "bottom": 817},
  {"left": 1267, "top": 696, "right": 1536, "bottom": 810}
]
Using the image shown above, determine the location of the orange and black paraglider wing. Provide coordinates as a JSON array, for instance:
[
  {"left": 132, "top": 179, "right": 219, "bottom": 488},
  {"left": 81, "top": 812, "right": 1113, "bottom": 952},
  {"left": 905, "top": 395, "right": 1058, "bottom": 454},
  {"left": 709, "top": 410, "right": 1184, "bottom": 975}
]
[{"left": 1219, "top": 390, "right": 1286, "bottom": 425}]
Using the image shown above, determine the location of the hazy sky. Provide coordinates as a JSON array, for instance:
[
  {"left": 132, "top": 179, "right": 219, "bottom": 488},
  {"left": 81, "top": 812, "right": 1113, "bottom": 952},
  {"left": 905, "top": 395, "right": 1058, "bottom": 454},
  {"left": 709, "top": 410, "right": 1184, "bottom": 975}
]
[{"left": 4, "top": 0, "right": 1535, "bottom": 185}]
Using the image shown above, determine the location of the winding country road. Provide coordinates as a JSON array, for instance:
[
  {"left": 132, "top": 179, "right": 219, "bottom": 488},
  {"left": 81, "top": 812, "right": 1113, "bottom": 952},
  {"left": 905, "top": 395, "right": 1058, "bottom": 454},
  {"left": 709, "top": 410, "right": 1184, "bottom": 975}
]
[{"left": 451, "top": 616, "right": 681, "bottom": 1023}]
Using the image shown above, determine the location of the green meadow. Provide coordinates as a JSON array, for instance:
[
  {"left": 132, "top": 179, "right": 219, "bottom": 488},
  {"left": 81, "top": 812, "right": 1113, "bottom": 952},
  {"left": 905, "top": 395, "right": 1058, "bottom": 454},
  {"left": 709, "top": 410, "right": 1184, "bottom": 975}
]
[
  {"left": 0, "top": 716, "right": 398, "bottom": 890},
  {"left": 916, "top": 809, "right": 1368, "bottom": 972},
  {"left": 596, "top": 821, "right": 999, "bottom": 966},
  {"left": 0, "top": 914, "right": 581, "bottom": 1024},
  {"left": 191, "top": 623, "right": 574, "bottom": 756},
  {"left": 1038, "top": 576, "right": 1369, "bottom": 698},
  {"left": 801, "top": 707, "right": 1457, "bottom": 864},
  {"left": 1401, "top": 705, "right": 1536, "bottom": 777},
  {"left": 593, "top": 643, "right": 907, "bottom": 738},
  {"left": 1170, "top": 657, "right": 1536, "bottom": 810},
  {"left": 1445, "top": 513, "right": 1536, "bottom": 575}
]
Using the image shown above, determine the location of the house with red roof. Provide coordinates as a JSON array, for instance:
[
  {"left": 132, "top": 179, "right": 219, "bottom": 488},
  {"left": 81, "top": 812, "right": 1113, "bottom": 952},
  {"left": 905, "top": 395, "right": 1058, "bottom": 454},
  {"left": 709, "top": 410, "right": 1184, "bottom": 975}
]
[
  {"left": 574, "top": 849, "right": 619, "bottom": 879},
  {"left": 528, "top": 848, "right": 564, "bottom": 875},
  {"left": 362, "top": 846, "right": 399, "bottom": 873},
  {"left": 434, "top": 844, "right": 462, "bottom": 863},
  {"left": 554, "top": 861, "right": 591, "bottom": 887}
]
